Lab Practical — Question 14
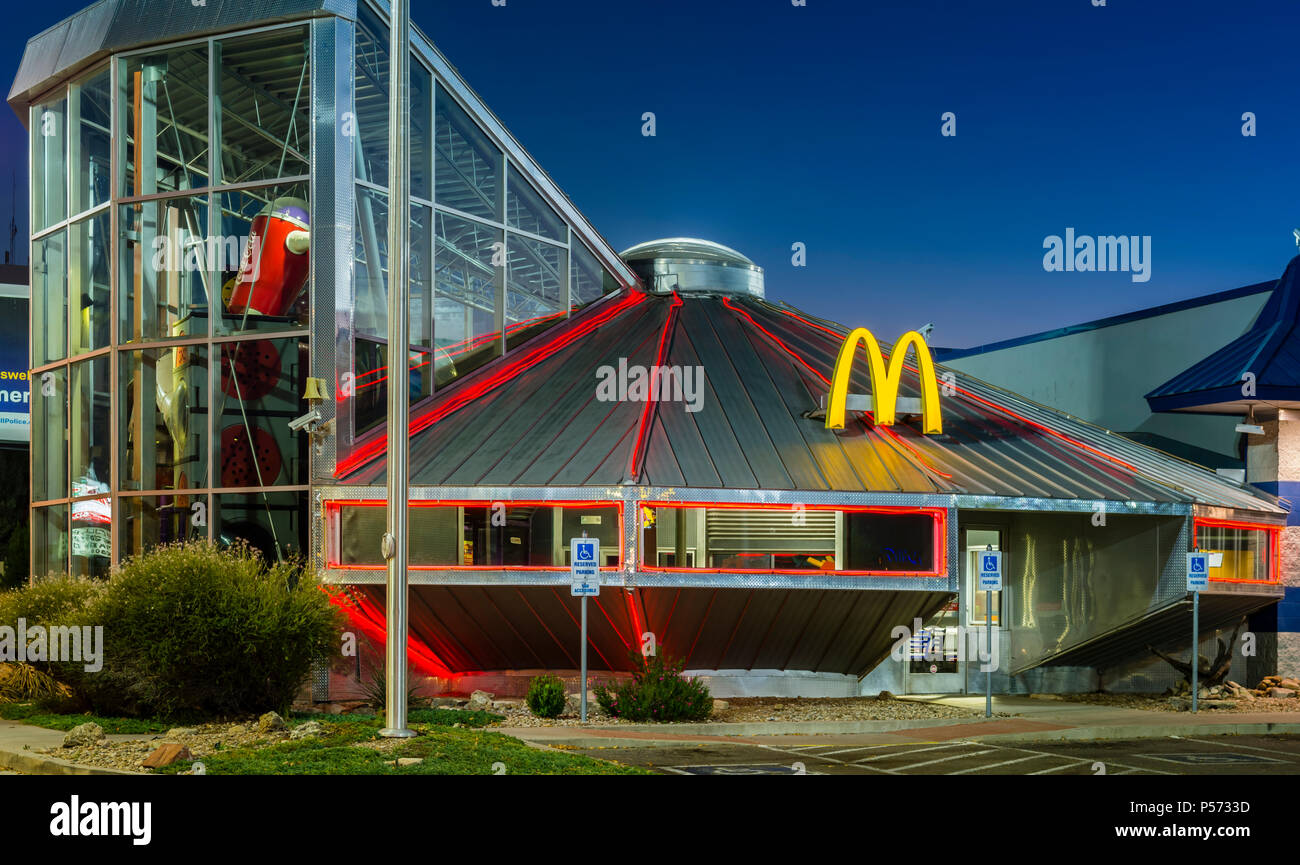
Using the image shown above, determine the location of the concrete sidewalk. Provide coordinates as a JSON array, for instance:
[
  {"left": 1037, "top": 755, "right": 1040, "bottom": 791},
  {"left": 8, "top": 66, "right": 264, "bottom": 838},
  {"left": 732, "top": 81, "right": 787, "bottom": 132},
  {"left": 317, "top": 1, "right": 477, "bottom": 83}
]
[
  {"left": 498, "top": 695, "right": 1300, "bottom": 750},
  {"left": 0, "top": 721, "right": 150, "bottom": 775}
]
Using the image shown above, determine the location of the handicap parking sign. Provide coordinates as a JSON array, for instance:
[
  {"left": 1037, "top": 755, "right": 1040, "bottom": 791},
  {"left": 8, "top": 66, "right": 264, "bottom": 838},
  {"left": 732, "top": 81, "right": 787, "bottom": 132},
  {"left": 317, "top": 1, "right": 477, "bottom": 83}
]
[
  {"left": 978, "top": 550, "right": 1002, "bottom": 591},
  {"left": 571, "top": 538, "right": 600, "bottom": 596},
  {"left": 1187, "top": 552, "right": 1209, "bottom": 591}
]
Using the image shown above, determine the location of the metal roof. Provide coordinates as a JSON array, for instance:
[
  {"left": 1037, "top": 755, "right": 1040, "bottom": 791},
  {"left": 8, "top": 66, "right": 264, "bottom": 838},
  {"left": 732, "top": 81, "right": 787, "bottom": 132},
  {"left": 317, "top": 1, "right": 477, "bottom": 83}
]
[
  {"left": 342, "top": 289, "right": 1284, "bottom": 516},
  {"left": 8, "top": 0, "right": 348, "bottom": 110},
  {"left": 1147, "top": 255, "right": 1300, "bottom": 414}
]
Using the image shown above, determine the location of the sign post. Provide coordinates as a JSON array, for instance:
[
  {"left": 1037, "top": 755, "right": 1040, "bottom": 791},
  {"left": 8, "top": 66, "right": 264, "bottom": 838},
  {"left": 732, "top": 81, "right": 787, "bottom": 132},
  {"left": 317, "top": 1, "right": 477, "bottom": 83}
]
[
  {"left": 1186, "top": 550, "right": 1209, "bottom": 714},
  {"left": 978, "top": 548, "right": 1003, "bottom": 719},
  {"left": 570, "top": 535, "right": 601, "bottom": 723}
]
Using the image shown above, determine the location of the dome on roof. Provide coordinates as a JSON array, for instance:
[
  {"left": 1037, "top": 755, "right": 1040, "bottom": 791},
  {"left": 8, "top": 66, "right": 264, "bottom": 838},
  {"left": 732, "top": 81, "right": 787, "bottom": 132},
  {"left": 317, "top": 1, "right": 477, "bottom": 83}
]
[{"left": 619, "top": 237, "right": 764, "bottom": 297}]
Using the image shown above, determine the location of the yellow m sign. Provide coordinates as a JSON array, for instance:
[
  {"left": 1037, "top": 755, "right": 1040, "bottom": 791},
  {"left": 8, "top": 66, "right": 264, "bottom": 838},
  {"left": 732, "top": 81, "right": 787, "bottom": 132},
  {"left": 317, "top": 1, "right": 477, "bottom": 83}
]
[{"left": 825, "top": 328, "right": 943, "bottom": 434}]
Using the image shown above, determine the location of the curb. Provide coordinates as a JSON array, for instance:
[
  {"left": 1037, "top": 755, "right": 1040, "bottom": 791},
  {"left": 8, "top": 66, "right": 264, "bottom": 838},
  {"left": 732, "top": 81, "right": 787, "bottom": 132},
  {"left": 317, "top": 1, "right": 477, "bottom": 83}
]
[
  {"left": 968, "top": 721, "right": 1300, "bottom": 744},
  {"left": 0, "top": 746, "right": 145, "bottom": 776},
  {"left": 497, "top": 716, "right": 989, "bottom": 738}
]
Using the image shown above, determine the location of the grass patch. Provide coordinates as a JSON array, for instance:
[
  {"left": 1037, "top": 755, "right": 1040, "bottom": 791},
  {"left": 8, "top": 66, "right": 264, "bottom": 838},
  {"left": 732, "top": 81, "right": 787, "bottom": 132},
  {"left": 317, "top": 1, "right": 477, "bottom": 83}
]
[
  {"left": 0, "top": 702, "right": 172, "bottom": 734},
  {"left": 159, "top": 715, "right": 649, "bottom": 775}
]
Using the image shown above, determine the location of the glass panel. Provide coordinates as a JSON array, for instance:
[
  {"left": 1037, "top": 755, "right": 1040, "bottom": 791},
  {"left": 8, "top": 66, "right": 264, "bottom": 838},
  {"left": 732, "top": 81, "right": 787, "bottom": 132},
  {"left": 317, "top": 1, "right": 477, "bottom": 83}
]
[
  {"left": 70, "top": 356, "right": 111, "bottom": 506},
  {"left": 463, "top": 505, "right": 567, "bottom": 567},
  {"left": 434, "top": 210, "right": 501, "bottom": 381},
  {"left": 506, "top": 164, "right": 566, "bottom": 242},
  {"left": 642, "top": 506, "right": 937, "bottom": 573},
  {"left": 411, "top": 60, "right": 432, "bottom": 201},
  {"left": 121, "top": 345, "right": 208, "bottom": 491},
  {"left": 965, "top": 529, "right": 1001, "bottom": 626},
  {"left": 31, "top": 367, "right": 67, "bottom": 502},
  {"left": 570, "top": 239, "right": 617, "bottom": 310},
  {"left": 215, "top": 490, "right": 307, "bottom": 563},
  {"left": 121, "top": 46, "right": 210, "bottom": 196},
  {"left": 32, "top": 230, "right": 68, "bottom": 365},
  {"left": 1199, "top": 523, "right": 1274, "bottom": 582},
  {"left": 214, "top": 182, "right": 310, "bottom": 333},
  {"left": 71, "top": 68, "right": 111, "bottom": 215},
  {"left": 353, "top": 4, "right": 389, "bottom": 186},
  {"left": 216, "top": 27, "right": 310, "bottom": 186},
  {"left": 435, "top": 82, "right": 501, "bottom": 221},
  {"left": 120, "top": 494, "right": 208, "bottom": 561},
  {"left": 118, "top": 195, "right": 210, "bottom": 343},
  {"left": 33, "top": 505, "right": 69, "bottom": 578},
  {"left": 909, "top": 601, "right": 960, "bottom": 674},
  {"left": 505, "top": 234, "right": 566, "bottom": 351},
  {"left": 69, "top": 211, "right": 111, "bottom": 356},
  {"left": 215, "top": 336, "right": 306, "bottom": 487},
  {"left": 31, "top": 94, "right": 67, "bottom": 233}
]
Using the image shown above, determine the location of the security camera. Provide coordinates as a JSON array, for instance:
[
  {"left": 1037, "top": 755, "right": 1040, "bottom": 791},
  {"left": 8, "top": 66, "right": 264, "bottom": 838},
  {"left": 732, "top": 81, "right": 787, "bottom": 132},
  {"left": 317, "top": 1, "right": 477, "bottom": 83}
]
[{"left": 287, "top": 407, "right": 322, "bottom": 433}]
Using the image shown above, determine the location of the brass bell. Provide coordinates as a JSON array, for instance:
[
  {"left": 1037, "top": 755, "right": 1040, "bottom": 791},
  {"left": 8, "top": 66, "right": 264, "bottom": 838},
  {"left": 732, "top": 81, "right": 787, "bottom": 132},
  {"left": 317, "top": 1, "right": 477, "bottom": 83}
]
[{"left": 303, "top": 377, "right": 330, "bottom": 402}]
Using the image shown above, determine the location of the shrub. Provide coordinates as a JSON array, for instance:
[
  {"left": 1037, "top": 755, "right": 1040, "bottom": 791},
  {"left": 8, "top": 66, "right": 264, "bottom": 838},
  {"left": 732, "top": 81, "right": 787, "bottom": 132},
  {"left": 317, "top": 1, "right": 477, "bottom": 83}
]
[
  {"left": 525, "top": 675, "right": 567, "bottom": 718},
  {"left": 360, "top": 663, "right": 429, "bottom": 714},
  {"left": 593, "top": 652, "right": 711, "bottom": 723},
  {"left": 78, "top": 542, "right": 344, "bottom": 719},
  {"left": 0, "top": 576, "right": 101, "bottom": 627}
]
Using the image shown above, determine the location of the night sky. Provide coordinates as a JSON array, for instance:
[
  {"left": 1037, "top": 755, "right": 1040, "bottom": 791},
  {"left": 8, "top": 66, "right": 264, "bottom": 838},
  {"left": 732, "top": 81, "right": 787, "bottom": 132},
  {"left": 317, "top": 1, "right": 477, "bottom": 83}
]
[{"left": 2, "top": 0, "right": 1297, "bottom": 345}]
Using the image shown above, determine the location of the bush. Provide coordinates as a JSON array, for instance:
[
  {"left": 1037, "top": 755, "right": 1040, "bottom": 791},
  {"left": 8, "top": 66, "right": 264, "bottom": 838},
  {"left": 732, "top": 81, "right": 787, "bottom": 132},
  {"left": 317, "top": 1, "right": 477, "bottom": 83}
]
[
  {"left": 0, "top": 576, "right": 102, "bottom": 627},
  {"left": 525, "top": 675, "right": 567, "bottom": 718},
  {"left": 593, "top": 652, "right": 711, "bottom": 723},
  {"left": 78, "top": 542, "right": 344, "bottom": 719}
]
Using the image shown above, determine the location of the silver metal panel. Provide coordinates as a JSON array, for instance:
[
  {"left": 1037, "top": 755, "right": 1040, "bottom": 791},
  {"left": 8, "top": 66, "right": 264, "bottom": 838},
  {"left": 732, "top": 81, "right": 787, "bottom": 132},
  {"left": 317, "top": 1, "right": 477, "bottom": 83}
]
[{"left": 10, "top": 0, "right": 353, "bottom": 113}]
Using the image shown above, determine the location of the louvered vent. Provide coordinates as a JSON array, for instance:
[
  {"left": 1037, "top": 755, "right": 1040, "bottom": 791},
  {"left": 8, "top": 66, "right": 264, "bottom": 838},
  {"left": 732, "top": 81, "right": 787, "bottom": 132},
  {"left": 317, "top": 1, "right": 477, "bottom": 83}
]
[{"left": 705, "top": 508, "right": 835, "bottom": 553}]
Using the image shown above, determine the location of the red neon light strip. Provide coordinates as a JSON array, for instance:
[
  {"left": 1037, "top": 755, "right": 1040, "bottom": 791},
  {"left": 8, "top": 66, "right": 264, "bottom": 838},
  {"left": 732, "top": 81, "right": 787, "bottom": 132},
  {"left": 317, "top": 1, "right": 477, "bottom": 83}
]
[
  {"left": 1192, "top": 517, "right": 1282, "bottom": 584},
  {"left": 627, "top": 291, "right": 683, "bottom": 481},
  {"left": 774, "top": 306, "right": 1139, "bottom": 474},
  {"left": 323, "top": 587, "right": 461, "bottom": 678},
  {"left": 721, "top": 297, "right": 954, "bottom": 480},
  {"left": 336, "top": 291, "right": 645, "bottom": 477},
  {"left": 641, "top": 501, "right": 948, "bottom": 578},
  {"left": 323, "top": 499, "right": 625, "bottom": 571}
]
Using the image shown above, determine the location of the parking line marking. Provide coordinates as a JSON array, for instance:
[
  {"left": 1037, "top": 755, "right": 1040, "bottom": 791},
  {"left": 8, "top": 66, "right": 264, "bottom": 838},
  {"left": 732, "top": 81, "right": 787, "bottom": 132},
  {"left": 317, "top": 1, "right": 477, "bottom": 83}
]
[
  {"left": 1028, "top": 759, "right": 1092, "bottom": 775},
  {"left": 1183, "top": 737, "right": 1300, "bottom": 759},
  {"left": 853, "top": 743, "right": 962, "bottom": 763},
  {"left": 893, "top": 749, "right": 997, "bottom": 771},
  {"left": 948, "top": 754, "right": 1045, "bottom": 774}
]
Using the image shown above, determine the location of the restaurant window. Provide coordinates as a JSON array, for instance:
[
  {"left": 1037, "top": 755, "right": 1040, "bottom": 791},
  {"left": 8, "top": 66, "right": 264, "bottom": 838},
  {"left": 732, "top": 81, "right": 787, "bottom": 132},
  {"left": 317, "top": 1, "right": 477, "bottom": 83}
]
[
  {"left": 1194, "top": 519, "right": 1279, "bottom": 584},
  {"left": 965, "top": 528, "right": 1001, "bottom": 626}
]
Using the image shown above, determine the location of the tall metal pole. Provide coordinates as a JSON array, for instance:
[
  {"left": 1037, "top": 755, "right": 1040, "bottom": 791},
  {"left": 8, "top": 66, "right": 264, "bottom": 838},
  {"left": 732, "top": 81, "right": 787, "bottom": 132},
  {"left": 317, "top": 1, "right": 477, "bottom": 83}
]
[
  {"left": 985, "top": 589, "right": 993, "bottom": 719},
  {"left": 380, "top": 0, "right": 414, "bottom": 739},
  {"left": 580, "top": 596, "right": 589, "bottom": 723},
  {"left": 1191, "top": 591, "right": 1200, "bottom": 714}
]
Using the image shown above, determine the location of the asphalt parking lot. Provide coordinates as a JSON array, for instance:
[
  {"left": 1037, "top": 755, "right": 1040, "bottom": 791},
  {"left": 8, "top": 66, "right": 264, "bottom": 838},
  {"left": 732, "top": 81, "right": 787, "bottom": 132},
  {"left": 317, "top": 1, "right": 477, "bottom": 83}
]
[{"left": 578, "top": 734, "right": 1300, "bottom": 775}]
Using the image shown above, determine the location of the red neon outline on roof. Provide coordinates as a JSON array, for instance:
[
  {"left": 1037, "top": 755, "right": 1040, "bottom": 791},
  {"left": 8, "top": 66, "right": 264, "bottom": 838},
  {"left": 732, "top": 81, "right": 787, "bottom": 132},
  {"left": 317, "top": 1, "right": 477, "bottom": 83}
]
[
  {"left": 335, "top": 291, "right": 645, "bottom": 477},
  {"left": 627, "top": 291, "right": 684, "bottom": 481},
  {"left": 1192, "top": 516, "right": 1282, "bottom": 585}
]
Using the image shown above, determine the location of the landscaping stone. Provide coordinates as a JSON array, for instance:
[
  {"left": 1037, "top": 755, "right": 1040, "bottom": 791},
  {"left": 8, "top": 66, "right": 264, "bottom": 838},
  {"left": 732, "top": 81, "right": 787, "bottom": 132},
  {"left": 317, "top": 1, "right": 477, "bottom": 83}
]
[
  {"left": 1267, "top": 687, "right": 1297, "bottom": 699},
  {"left": 395, "top": 757, "right": 423, "bottom": 767},
  {"left": 876, "top": 690, "right": 896, "bottom": 701},
  {"left": 165, "top": 727, "right": 197, "bottom": 738},
  {"left": 256, "top": 711, "right": 288, "bottom": 733},
  {"left": 468, "top": 690, "right": 494, "bottom": 710},
  {"left": 712, "top": 699, "right": 730, "bottom": 712},
  {"left": 62, "top": 722, "right": 103, "bottom": 748},
  {"left": 290, "top": 721, "right": 324, "bottom": 740},
  {"left": 141, "top": 743, "right": 192, "bottom": 769}
]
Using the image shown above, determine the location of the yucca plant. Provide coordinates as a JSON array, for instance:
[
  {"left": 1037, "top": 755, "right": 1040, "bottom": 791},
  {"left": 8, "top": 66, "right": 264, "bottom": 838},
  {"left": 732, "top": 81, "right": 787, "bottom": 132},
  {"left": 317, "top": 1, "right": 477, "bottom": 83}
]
[{"left": 0, "top": 662, "right": 73, "bottom": 704}]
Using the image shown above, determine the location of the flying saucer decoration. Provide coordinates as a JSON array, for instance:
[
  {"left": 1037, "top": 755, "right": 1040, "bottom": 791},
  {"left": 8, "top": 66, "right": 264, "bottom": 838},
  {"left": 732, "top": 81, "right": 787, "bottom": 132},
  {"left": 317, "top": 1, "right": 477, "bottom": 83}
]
[{"left": 226, "top": 196, "right": 310, "bottom": 317}]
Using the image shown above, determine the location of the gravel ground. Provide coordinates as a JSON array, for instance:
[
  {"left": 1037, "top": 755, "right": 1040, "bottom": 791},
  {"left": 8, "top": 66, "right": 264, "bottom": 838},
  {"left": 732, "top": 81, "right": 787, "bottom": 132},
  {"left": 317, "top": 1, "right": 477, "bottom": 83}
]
[
  {"left": 38, "top": 720, "right": 301, "bottom": 773},
  {"left": 1055, "top": 693, "right": 1300, "bottom": 713},
  {"left": 494, "top": 696, "right": 984, "bottom": 727}
]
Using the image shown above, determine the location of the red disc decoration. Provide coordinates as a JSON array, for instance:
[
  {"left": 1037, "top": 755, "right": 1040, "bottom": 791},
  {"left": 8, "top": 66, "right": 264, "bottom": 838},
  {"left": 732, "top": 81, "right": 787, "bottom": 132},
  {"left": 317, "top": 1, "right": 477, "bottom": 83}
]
[
  {"left": 221, "top": 424, "right": 284, "bottom": 488},
  {"left": 220, "top": 340, "right": 281, "bottom": 401}
]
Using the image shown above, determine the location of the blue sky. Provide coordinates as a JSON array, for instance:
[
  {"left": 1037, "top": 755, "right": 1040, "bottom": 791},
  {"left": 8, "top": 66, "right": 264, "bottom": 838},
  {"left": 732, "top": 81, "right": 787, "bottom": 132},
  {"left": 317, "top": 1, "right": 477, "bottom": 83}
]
[{"left": 3, "top": 0, "right": 1298, "bottom": 345}]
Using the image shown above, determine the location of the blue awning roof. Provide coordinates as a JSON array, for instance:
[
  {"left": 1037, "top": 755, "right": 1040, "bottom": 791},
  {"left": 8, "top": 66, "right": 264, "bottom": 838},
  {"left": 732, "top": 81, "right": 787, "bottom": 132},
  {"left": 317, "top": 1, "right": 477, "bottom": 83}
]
[{"left": 1147, "top": 255, "right": 1300, "bottom": 414}]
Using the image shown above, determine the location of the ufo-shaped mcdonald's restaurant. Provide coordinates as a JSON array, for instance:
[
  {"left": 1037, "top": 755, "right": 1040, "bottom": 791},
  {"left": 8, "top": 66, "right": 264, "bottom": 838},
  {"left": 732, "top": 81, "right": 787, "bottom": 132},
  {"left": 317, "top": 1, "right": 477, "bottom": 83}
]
[{"left": 12, "top": 0, "right": 1289, "bottom": 698}]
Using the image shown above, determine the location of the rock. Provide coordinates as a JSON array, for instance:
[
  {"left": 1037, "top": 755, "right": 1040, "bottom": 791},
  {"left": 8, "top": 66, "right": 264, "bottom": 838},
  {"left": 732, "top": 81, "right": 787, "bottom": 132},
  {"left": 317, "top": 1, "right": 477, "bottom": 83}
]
[
  {"left": 62, "top": 722, "right": 104, "bottom": 748},
  {"left": 1168, "top": 696, "right": 1191, "bottom": 711},
  {"left": 164, "top": 727, "right": 197, "bottom": 739},
  {"left": 467, "top": 690, "right": 494, "bottom": 710},
  {"left": 1201, "top": 699, "right": 1237, "bottom": 710},
  {"left": 395, "top": 757, "right": 423, "bottom": 767},
  {"left": 141, "top": 743, "right": 192, "bottom": 769},
  {"left": 426, "top": 697, "right": 463, "bottom": 708},
  {"left": 290, "top": 721, "right": 324, "bottom": 740},
  {"left": 876, "top": 690, "right": 895, "bottom": 701},
  {"left": 1278, "top": 678, "right": 1300, "bottom": 691},
  {"left": 490, "top": 699, "right": 523, "bottom": 710},
  {"left": 256, "top": 711, "right": 288, "bottom": 733},
  {"left": 1267, "top": 687, "right": 1297, "bottom": 699},
  {"left": 1207, "top": 686, "right": 1222, "bottom": 698},
  {"left": 1197, "top": 687, "right": 1211, "bottom": 700},
  {"left": 712, "top": 699, "right": 730, "bottom": 712}
]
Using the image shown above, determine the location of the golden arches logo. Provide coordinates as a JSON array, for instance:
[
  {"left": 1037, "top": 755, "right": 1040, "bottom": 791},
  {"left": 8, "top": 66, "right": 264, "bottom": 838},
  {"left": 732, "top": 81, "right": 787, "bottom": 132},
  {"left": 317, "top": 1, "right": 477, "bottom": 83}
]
[{"left": 825, "top": 328, "right": 943, "bottom": 434}]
